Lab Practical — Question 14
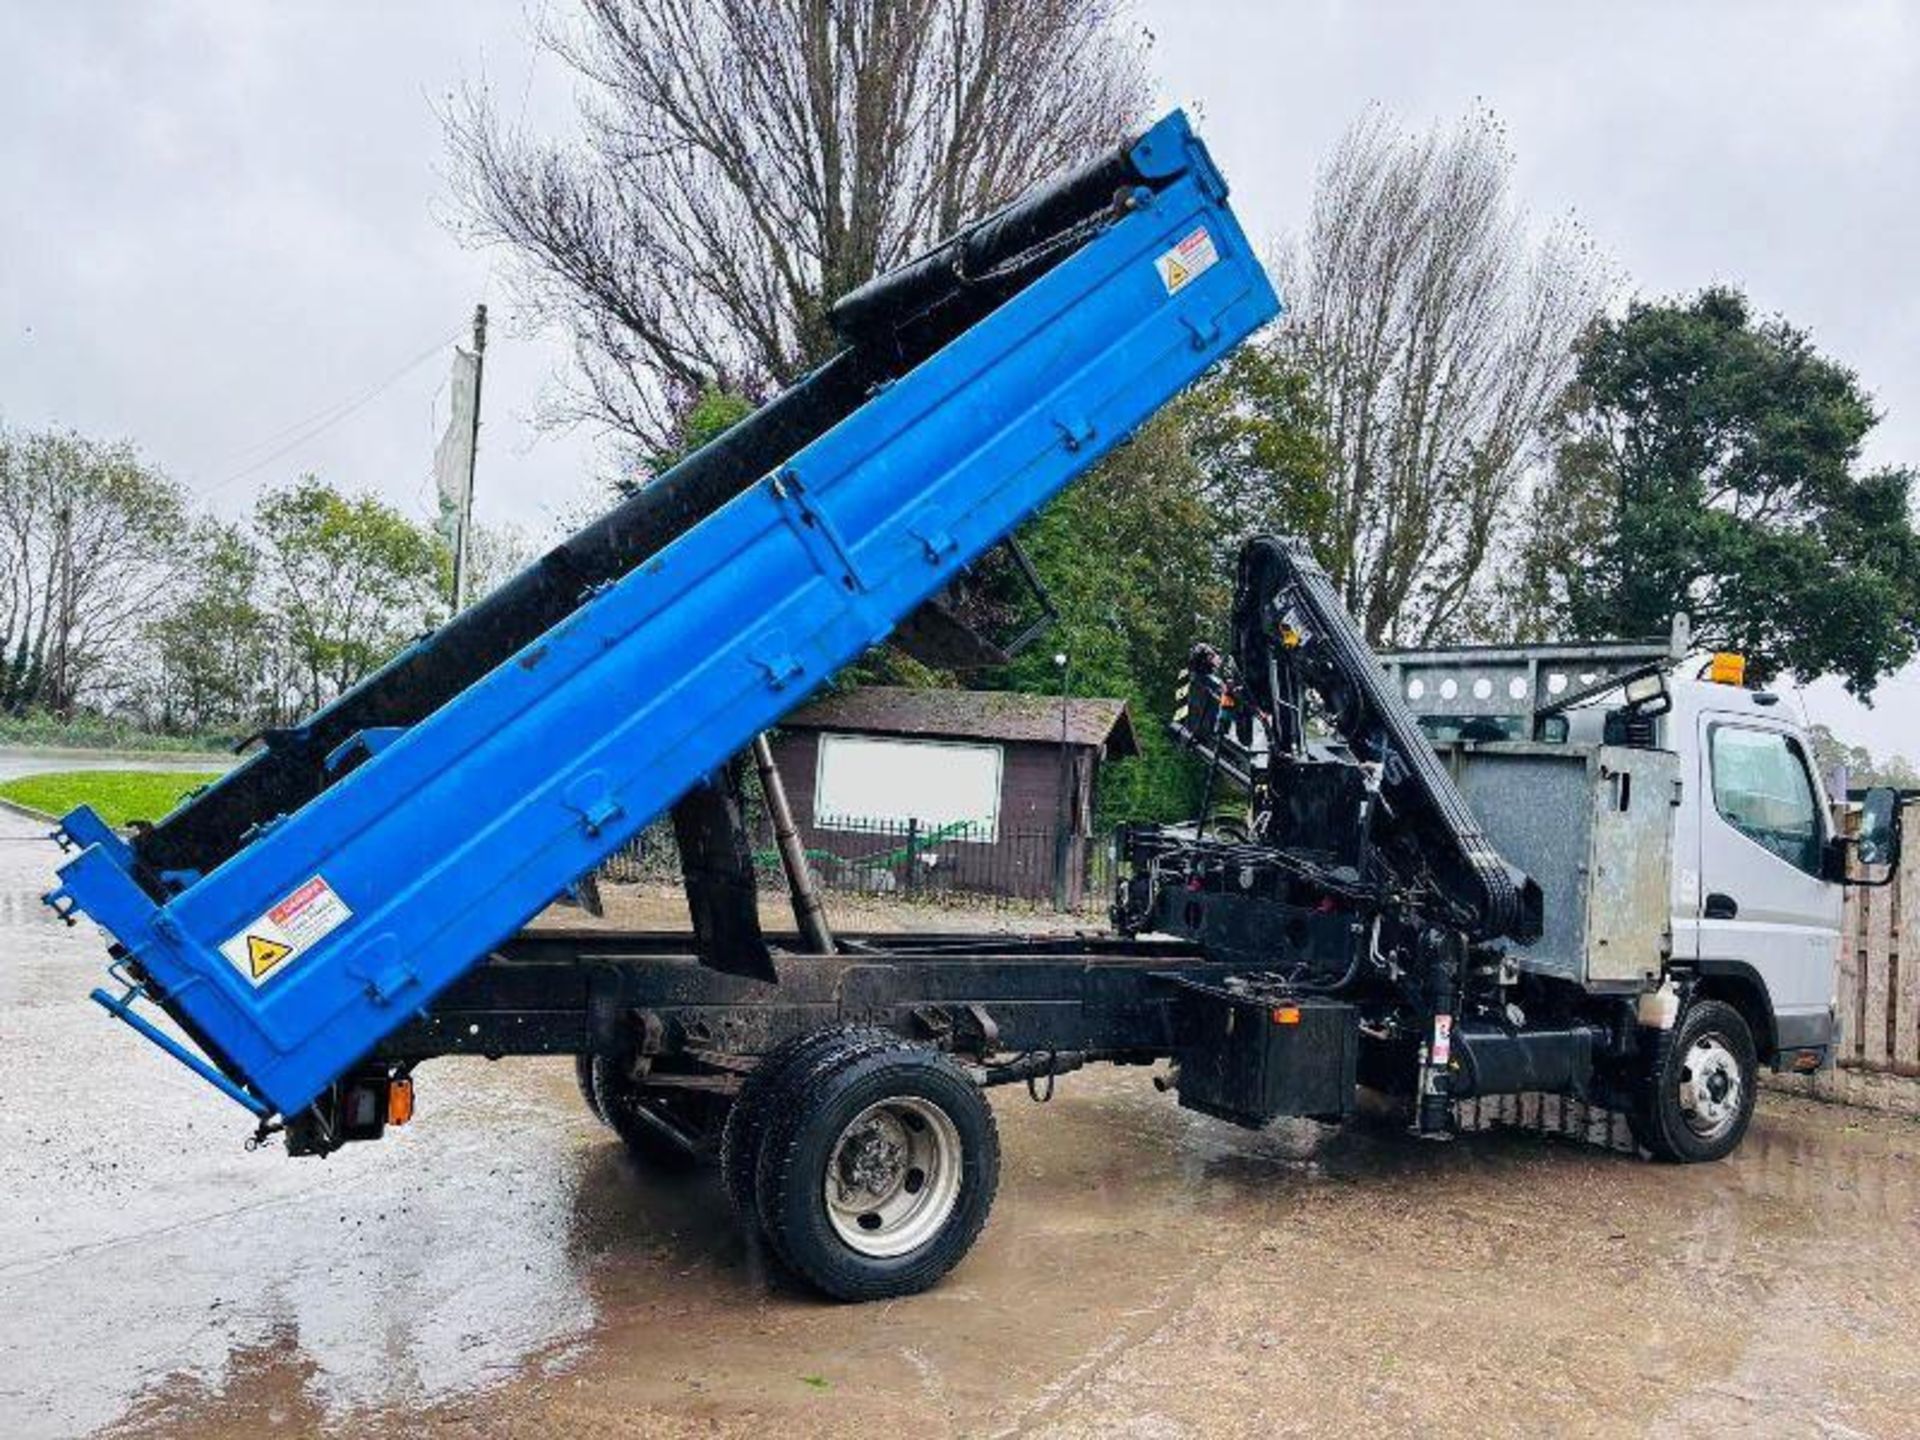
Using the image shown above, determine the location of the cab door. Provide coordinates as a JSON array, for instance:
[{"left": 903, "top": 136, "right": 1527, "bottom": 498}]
[{"left": 1694, "top": 714, "right": 1841, "bottom": 1042}]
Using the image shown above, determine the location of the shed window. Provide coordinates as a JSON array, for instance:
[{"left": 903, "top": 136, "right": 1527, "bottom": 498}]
[{"left": 813, "top": 734, "right": 1002, "bottom": 842}]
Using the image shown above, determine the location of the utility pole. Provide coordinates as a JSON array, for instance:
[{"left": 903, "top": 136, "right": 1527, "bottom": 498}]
[{"left": 451, "top": 303, "right": 487, "bottom": 612}]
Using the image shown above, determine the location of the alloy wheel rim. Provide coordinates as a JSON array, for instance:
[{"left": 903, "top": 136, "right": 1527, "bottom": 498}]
[
  {"left": 823, "top": 1096, "right": 963, "bottom": 1258},
  {"left": 1676, "top": 1032, "right": 1743, "bottom": 1141}
]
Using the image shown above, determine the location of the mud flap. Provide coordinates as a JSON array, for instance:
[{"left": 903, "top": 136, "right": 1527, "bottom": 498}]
[{"left": 670, "top": 757, "right": 777, "bottom": 982}]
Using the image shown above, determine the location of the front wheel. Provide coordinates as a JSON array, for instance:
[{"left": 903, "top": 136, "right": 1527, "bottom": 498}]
[{"left": 1630, "top": 998, "right": 1758, "bottom": 1163}]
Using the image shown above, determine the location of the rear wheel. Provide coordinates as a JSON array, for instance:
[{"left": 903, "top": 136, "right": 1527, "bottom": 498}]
[
  {"left": 592, "top": 1058, "right": 731, "bottom": 1170},
  {"left": 719, "top": 1027, "right": 903, "bottom": 1226},
  {"left": 1631, "top": 999, "right": 1758, "bottom": 1163},
  {"left": 753, "top": 1037, "right": 999, "bottom": 1301},
  {"left": 573, "top": 1054, "right": 607, "bottom": 1125}
]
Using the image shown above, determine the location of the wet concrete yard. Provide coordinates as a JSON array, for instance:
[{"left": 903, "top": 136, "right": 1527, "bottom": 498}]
[{"left": 4, "top": 808, "right": 1918, "bottom": 1438}]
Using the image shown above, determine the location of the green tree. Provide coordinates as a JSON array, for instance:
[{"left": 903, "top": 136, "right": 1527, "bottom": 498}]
[
  {"left": 618, "top": 384, "right": 756, "bottom": 496},
  {"left": 253, "top": 477, "right": 444, "bottom": 713},
  {"left": 1179, "top": 336, "right": 1331, "bottom": 566},
  {"left": 1544, "top": 287, "right": 1920, "bottom": 695},
  {"left": 991, "top": 412, "right": 1229, "bottom": 824},
  {"left": 148, "top": 522, "right": 269, "bottom": 734}
]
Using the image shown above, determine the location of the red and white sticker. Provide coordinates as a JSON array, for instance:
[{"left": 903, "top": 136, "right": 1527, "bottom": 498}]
[
  {"left": 218, "top": 875, "right": 353, "bottom": 986},
  {"left": 1155, "top": 226, "right": 1219, "bottom": 295}
]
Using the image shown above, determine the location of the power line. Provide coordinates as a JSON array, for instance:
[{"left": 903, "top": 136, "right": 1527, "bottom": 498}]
[
  {"left": 194, "top": 10, "right": 551, "bottom": 505},
  {"left": 206, "top": 338, "right": 441, "bottom": 471},
  {"left": 479, "top": 0, "right": 549, "bottom": 302},
  {"left": 198, "top": 325, "right": 465, "bottom": 498}
]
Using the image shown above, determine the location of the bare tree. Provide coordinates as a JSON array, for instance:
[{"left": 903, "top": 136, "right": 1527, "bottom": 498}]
[
  {"left": 447, "top": 0, "right": 1150, "bottom": 456},
  {"left": 0, "top": 429, "right": 195, "bottom": 717},
  {"left": 1276, "top": 106, "right": 1611, "bottom": 645}
]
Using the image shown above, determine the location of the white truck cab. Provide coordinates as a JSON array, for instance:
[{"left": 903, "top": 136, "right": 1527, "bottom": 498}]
[
  {"left": 1380, "top": 634, "right": 1898, "bottom": 1090},
  {"left": 1659, "top": 673, "right": 1842, "bottom": 1067}
]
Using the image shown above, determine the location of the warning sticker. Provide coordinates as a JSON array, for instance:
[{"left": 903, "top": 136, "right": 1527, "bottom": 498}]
[
  {"left": 1154, "top": 226, "right": 1219, "bottom": 295},
  {"left": 242, "top": 934, "right": 293, "bottom": 978},
  {"left": 218, "top": 875, "right": 353, "bottom": 986}
]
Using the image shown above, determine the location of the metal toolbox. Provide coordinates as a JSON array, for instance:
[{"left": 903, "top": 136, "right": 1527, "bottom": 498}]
[
  {"left": 1446, "top": 742, "right": 1679, "bottom": 990},
  {"left": 1171, "top": 979, "right": 1357, "bottom": 1127}
]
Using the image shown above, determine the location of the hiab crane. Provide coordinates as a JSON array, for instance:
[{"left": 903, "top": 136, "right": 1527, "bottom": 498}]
[
  {"left": 44, "top": 112, "right": 1901, "bottom": 1303},
  {"left": 1124, "top": 535, "right": 1901, "bottom": 1161},
  {"left": 1118, "top": 536, "right": 1547, "bottom": 1141}
]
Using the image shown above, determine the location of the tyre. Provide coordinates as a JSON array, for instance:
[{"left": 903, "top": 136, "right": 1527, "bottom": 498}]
[
  {"left": 754, "top": 1039, "right": 1000, "bottom": 1301},
  {"left": 592, "top": 1057, "right": 730, "bottom": 1171},
  {"left": 719, "top": 1026, "right": 902, "bottom": 1226},
  {"left": 1630, "top": 999, "right": 1758, "bottom": 1163},
  {"left": 574, "top": 1054, "right": 608, "bottom": 1125}
]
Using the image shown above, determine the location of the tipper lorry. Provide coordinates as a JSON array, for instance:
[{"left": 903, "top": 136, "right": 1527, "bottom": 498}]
[{"left": 46, "top": 112, "right": 1902, "bottom": 1302}]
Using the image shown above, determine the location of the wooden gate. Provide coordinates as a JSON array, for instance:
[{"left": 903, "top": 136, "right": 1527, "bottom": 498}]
[
  {"left": 1776, "top": 799, "right": 1920, "bottom": 1115},
  {"left": 1835, "top": 798, "right": 1918, "bottom": 1076}
]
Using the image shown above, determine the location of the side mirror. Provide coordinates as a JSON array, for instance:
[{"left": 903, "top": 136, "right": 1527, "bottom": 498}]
[{"left": 1858, "top": 787, "right": 1902, "bottom": 870}]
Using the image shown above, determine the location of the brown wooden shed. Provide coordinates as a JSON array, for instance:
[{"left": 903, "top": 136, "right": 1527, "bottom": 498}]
[{"left": 768, "top": 686, "right": 1139, "bottom": 905}]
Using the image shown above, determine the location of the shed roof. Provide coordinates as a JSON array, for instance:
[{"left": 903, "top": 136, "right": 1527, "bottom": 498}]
[{"left": 781, "top": 686, "right": 1139, "bottom": 758}]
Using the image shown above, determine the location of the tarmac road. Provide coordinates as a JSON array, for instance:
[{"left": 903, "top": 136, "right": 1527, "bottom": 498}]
[
  {"left": 3, "top": 806, "right": 1917, "bottom": 1439},
  {"left": 0, "top": 744, "right": 235, "bottom": 784}
]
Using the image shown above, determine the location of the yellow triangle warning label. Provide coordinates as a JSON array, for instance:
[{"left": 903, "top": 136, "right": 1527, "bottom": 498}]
[
  {"left": 219, "top": 876, "right": 352, "bottom": 986},
  {"left": 245, "top": 934, "right": 294, "bottom": 979},
  {"left": 1155, "top": 226, "right": 1218, "bottom": 296}
]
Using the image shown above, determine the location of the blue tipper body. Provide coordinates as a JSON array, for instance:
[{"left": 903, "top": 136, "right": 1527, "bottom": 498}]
[{"left": 47, "top": 111, "right": 1281, "bottom": 1119}]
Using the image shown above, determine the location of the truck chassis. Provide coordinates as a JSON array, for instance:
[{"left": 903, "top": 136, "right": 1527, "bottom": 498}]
[
  {"left": 305, "top": 922, "right": 1634, "bottom": 1300},
  {"left": 322, "top": 930, "right": 1257, "bottom": 1299},
  {"left": 383, "top": 930, "right": 1227, "bottom": 1071}
]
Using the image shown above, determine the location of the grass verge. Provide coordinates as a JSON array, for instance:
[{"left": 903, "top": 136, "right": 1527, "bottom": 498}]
[{"left": 0, "top": 770, "right": 221, "bottom": 829}]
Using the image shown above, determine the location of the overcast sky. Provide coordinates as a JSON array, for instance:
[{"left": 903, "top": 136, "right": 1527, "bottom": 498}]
[{"left": 2, "top": 1, "right": 1915, "bottom": 755}]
